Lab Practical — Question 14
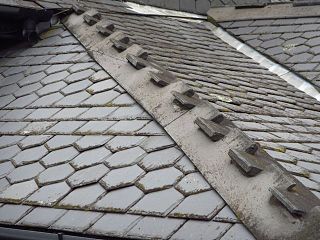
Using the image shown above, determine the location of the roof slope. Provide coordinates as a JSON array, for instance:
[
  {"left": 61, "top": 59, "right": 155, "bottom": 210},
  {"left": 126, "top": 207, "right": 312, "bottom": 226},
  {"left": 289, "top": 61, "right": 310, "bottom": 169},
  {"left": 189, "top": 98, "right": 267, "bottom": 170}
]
[{"left": 0, "top": 25, "right": 253, "bottom": 239}]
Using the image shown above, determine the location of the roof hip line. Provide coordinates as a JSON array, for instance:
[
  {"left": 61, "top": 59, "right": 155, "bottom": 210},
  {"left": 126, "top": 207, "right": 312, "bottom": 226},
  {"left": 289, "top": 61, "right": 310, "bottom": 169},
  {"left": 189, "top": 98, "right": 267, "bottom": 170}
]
[{"left": 204, "top": 21, "right": 320, "bottom": 102}]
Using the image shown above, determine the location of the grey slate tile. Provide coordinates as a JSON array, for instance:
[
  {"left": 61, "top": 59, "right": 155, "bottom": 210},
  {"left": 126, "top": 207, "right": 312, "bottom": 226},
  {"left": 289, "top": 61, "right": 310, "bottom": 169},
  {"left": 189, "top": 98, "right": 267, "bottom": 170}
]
[
  {"left": 29, "top": 92, "right": 63, "bottom": 107},
  {"left": 22, "top": 121, "right": 57, "bottom": 134},
  {"left": 14, "top": 82, "right": 42, "bottom": 98},
  {"left": 137, "top": 167, "right": 183, "bottom": 193},
  {"left": 139, "top": 147, "right": 183, "bottom": 171},
  {"left": 46, "top": 53, "right": 78, "bottom": 64},
  {"left": 81, "top": 90, "right": 120, "bottom": 106},
  {"left": 126, "top": 216, "right": 185, "bottom": 239},
  {"left": 37, "top": 163, "right": 75, "bottom": 186},
  {"left": 108, "top": 120, "right": 149, "bottom": 134},
  {"left": 140, "top": 136, "right": 175, "bottom": 153},
  {"left": 70, "top": 147, "right": 112, "bottom": 169},
  {"left": 0, "top": 94, "right": 16, "bottom": 108},
  {"left": 0, "top": 122, "right": 29, "bottom": 134},
  {"left": 26, "top": 181, "right": 71, "bottom": 206},
  {"left": 89, "top": 70, "right": 110, "bottom": 82},
  {"left": 106, "top": 136, "right": 146, "bottom": 152},
  {"left": 46, "top": 121, "right": 86, "bottom": 134},
  {"left": 25, "top": 108, "right": 61, "bottom": 120},
  {"left": 59, "top": 184, "right": 105, "bottom": 208},
  {"left": 45, "top": 135, "right": 81, "bottom": 150},
  {"left": 137, "top": 121, "right": 165, "bottom": 135},
  {"left": 87, "top": 213, "right": 141, "bottom": 237},
  {"left": 18, "top": 72, "right": 46, "bottom": 87},
  {"left": 220, "top": 223, "right": 255, "bottom": 240},
  {"left": 7, "top": 162, "right": 45, "bottom": 184},
  {"left": 78, "top": 107, "right": 117, "bottom": 120},
  {"left": 37, "top": 81, "right": 67, "bottom": 96},
  {"left": 100, "top": 165, "right": 145, "bottom": 190},
  {"left": 13, "top": 146, "right": 48, "bottom": 166},
  {"left": 0, "top": 178, "right": 10, "bottom": 192},
  {"left": 112, "top": 93, "right": 136, "bottom": 105},
  {"left": 213, "top": 205, "right": 239, "bottom": 223},
  {"left": 50, "top": 210, "right": 103, "bottom": 232},
  {"left": 51, "top": 108, "right": 89, "bottom": 120},
  {"left": 171, "top": 220, "right": 231, "bottom": 240},
  {"left": 0, "top": 205, "right": 32, "bottom": 224},
  {"left": 169, "top": 191, "right": 225, "bottom": 220},
  {"left": 5, "top": 93, "right": 38, "bottom": 109},
  {"left": 41, "top": 70, "right": 70, "bottom": 85},
  {"left": 0, "top": 180, "right": 38, "bottom": 203},
  {"left": 40, "top": 146, "right": 79, "bottom": 167},
  {"left": 175, "top": 156, "right": 196, "bottom": 174},
  {"left": 54, "top": 91, "right": 91, "bottom": 107},
  {"left": 67, "top": 164, "right": 109, "bottom": 188},
  {"left": 0, "top": 145, "right": 21, "bottom": 162},
  {"left": 129, "top": 188, "right": 184, "bottom": 216},
  {"left": 74, "top": 135, "right": 112, "bottom": 151},
  {"left": 68, "top": 63, "right": 95, "bottom": 73},
  {"left": 45, "top": 64, "right": 72, "bottom": 75},
  {"left": 0, "top": 161, "right": 15, "bottom": 178},
  {"left": 75, "top": 121, "right": 116, "bottom": 134},
  {"left": 61, "top": 80, "right": 92, "bottom": 95},
  {"left": 105, "top": 147, "right": 146, "bottom": 169},
  {"left": 65, "top": 69, "right": 95, "bottom": 83},
  {"left": 108, "top": 105, "right": 149, "bottom": 120},
  {"left": 176, "top": 173, "right": 211, "bottom": 196},
  {"left": 0, "top": 84, "right": 19, "bottom": 97},
  {"left": 18, "top": 207, "right": 67, "bottom": 228},
  {"left": 0, "top": 135, "right": 24, "bottom": 148},
  {"left": 86, "top": 79, "right": 117, "bottom": 94}
]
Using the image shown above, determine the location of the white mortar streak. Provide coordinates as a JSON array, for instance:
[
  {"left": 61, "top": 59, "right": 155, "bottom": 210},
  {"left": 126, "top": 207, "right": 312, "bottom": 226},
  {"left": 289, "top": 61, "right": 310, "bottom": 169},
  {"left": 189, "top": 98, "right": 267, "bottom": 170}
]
[{"left": 205, "top": 22, "right": 320, "bottom": 102}]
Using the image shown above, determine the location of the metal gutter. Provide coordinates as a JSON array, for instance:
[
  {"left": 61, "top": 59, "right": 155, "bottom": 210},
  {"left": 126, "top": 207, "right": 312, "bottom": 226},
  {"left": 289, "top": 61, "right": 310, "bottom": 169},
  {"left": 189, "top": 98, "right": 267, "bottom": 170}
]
[{"left": 204, "top": 21, "right": 320, "bottom": 102}]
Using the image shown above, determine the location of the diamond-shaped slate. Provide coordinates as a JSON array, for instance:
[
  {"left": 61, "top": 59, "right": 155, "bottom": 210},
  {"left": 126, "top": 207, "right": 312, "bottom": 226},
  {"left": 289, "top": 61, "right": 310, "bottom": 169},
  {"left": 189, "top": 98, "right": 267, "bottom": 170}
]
[
  {"left": 0, "top": 180, "right": 38, "bottom": 203},
  {"left": 50, "top": 210, "right": 103, "bottom": 232},
  {"left": 139, "top": 147, "right": 183, "bottom": 171},
  {"left": 88, "top": 213, "right": 141, "bottom": 237},
  {"left": 7, "top": 162, "right": 45, "bottom": 184},
  {"left": 0, "top": 204, "right": 32, "bottom": 224},
  {"left": 37, "top": 163, "right": 75, "bottom": 186},
  {"left": 45, "top": 135, "right": 81, "bottom": 150},
  {"left": 70, "top": 147, "right": 111, "bottom": 169},
  {"left": 169, "top": 191, "right": 224, "bottom": 220},
  {"left": 100, "top": 165, "right": 145, "bottom": 190},
  {"left": 18, "top": 207, "right": 67, "bottom": 228},
  {"left": 25, "top": 181, "right": 71, "bottom": 206},
  {"left": 74, "top": 135, "right": 112, "bottom": 151},
  {"left": 40, "top": 146, "right": 79, "bottom": 167},
  {"left": 105, "top": 147, "right": 146, "bottom": 168},
  {"left": 67, "top": 164, "right": 109, "bottom": 188},
  {"left": 137, "top": 167, "right": 183, "bottom": 193},
  {"left": 59, "top": 184, "right": 105, "bottom": 208},
  {"left": 126, "top": 216, "right": 185, "bottom": 239},
  {"left": 0, "top": 145, "right": 20, "bottom": 162},
  {"left": 12, "top": 146, "right": 48, "bottom": 166},
  {"left": 95, "top": 186, "right": 144, "bottom": 212},
  {"left": 106, "top": 136, "right": 146, "bottom": 151},
  {"left": 18, "top": 135, "right": 52, "bottom": 149},
  {"left": 171, "top": 220, "right": 231, "bottom": 240},
  {"left": 140, "top": 136, "right": 175, "bottom": 152},
  {"left": 129, "top": 188, "right": 184, "bottom": 216}
]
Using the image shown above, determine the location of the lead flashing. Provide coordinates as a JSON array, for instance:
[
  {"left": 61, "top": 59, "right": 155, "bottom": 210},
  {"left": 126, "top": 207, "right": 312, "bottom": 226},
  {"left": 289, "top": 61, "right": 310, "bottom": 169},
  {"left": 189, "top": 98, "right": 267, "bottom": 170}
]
[{"left": 204, "top": 22, "right": 320, "bottom": 102}]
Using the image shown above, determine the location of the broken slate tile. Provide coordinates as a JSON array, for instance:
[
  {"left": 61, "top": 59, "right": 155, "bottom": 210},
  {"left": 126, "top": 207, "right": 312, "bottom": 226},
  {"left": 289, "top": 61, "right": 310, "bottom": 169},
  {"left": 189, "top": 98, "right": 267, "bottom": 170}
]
[
  {"left": 0, "top": 161, "right": 15, "bottom": 178},
  {"left": 106, "top": 136, "right": 146, "bottom": 151},
  {"left": 129, "top": 188, "right": 184, "bottom": 216},
  {"left": 139, "top": 147, "right": 183, "bottom": 171},
  {"left": 7, "top": 162, "right": 45, "bottom": 184},
  {"left": 67, "top": 164, "right": 109, "bottom": 188},
  {"left": 95, "top": 186, "right": 144, "bottom": 212},
  {"left": 0, "top": 180, "right": 38, "bottom": 203},
  {"left": 18, "top": 135, "right": 52, "bottom": 149},
  {"left": 18, "top": 207, "right": 67, "bottom": 228},
  {"left": 171, "top": 220, "right": 231, "bottom": 240},
  {"left": 140, "top": 136, "right": 175, "bottom": 153},
  {"left": 137, "top": 167, "right": 183, "bottom": 193},
  {"left": 46, "top": 121, "right": 86, "bottom": 134},
  {"left": 175, "top": 173, "right": 211, "bottom": 196},
  {"left": 40, "top": 146, "right": 79, "bottom": 167},
  {"left": 50, "top": 210, "right": 103, "bottom": 232},
  {"left": 169, "top": 191, "right": 224, "bottom": 220},
  {"left": 87, "top": 213, "right": 141, "bottom": 237},
  {"left": 59, "top": 184, "right": 105, "bottom": 208},
  {"left": 126, "top": 216, "right": 185, "bottom": 239},
  {"left": 0, "top": 204, "right": 32, "bottom": 224},
  {"left": 12, "top": 146, "right": 48, "bottom": 166},
  {"left": 70, "top": 147, "right": 111, "bottom": 169},
  {"left": 25, "top": 181, "right": 71, "bottom": 206},
  {"left": 100, "top": 165, "right": 145, "bottom": 190},
  {"left": 37, "top": 163, "right": 75, "bottom": 186},
  {"left": 105, "top": 147, "right": 146, "bottom": 169},
  {"left": 45, "top": 135, "right": 81, "bottom": 150},
  {"left": 74, "top": 135, "right": 112, "bottom": 151}
]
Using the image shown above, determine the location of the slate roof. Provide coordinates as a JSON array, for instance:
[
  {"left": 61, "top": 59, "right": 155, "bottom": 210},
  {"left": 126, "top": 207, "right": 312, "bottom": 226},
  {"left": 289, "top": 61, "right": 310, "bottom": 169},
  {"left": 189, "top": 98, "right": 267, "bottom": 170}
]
[{"left": 1, "top": 0, "right": 320, "bottom": 239}]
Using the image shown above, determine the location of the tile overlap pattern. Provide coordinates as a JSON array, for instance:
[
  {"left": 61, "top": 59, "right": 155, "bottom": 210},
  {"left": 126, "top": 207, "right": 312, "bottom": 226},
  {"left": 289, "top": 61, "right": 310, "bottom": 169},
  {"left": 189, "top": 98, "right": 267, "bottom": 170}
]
[
  {"left": 220, "top": 17, "right": 320, "bottom": 87},
  {"left": 0, "top": 26, "right": 252, "bottom": 239}
]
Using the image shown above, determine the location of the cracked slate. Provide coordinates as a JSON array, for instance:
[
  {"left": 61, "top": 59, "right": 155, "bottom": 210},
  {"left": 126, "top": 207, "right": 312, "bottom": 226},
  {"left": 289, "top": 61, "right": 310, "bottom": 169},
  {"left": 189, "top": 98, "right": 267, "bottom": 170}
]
[
  {"left": 0, "top": 205, "right": 32, "bottom": 224},
  {"left": 59, "top": 184, "right": 105, "bottom": 208},
  {"left": 105, "top": 147, "right": 146, "bottom": 168},
  {"left": 37, "top": 163, "right": 75, "bottom": 186},
  {"left": 175, "top": 173, "right": 211, "bottom": 196},
  {"left": 70, "top": 147, "right": 112, "bottom": 169},
  {"left": 129, "top": 188, "right": 184, "bottom": 216},
  {"left": 25, "top": 181, "right": 71, "bottom": 206},
  {"left": 67, "top": 164, "right": 109, "bottom": 188},
  {"left": 50, "top": 210, "right": 103, "bottom": 232},
  {"left": 0, "top": 180, "right": 38, "bottom": 203},
  {"left": 95, "top": 186, "right": 144, "bottom": 212},
  {"left": 169, "top": 191, "right": 225, "bottom": 220},
  {"left": 137, "top": 167, "right": 183, "bottom": 193},
  {"left": 100, "top": 165, "right": 145, "bottom": 190},
  {"left": 139, "top": 147, "right": 183, "bottom": 171},
  {"left": 18, "top": 207, "right": 67, "bottom": 228},
  {"left": 40, "top": 146, "right": 79, "bottom": 167}
]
